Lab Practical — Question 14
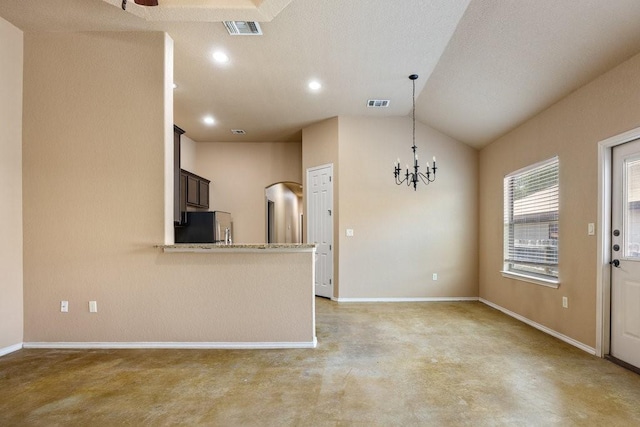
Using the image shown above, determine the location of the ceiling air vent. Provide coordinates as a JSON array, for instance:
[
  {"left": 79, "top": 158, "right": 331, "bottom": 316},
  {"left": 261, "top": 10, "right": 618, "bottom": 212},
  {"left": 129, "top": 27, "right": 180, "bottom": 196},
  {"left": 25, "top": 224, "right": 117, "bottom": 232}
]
[
  {"left": 367, "top": 99, "right": 390, "bottom": 108},
  {"left": 224, "top": 21, "right": 263, "bottom": 36},
  {"left": 231, "top": 129, "right": 246, "bottom": 135}
]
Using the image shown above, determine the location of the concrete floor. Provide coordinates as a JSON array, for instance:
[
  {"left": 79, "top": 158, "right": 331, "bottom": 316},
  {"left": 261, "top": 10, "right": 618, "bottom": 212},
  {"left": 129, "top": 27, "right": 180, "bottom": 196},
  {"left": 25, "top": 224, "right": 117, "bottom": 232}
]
[{"left": 1, "top": 298, "right": 640, "bottom": 426}]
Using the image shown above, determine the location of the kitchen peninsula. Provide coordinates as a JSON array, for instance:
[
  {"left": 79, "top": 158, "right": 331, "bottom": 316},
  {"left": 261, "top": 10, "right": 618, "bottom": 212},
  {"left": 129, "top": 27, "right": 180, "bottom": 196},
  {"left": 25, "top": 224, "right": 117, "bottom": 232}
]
[{"left": 156, "top": 243, "right": 317, "bottom": 348}]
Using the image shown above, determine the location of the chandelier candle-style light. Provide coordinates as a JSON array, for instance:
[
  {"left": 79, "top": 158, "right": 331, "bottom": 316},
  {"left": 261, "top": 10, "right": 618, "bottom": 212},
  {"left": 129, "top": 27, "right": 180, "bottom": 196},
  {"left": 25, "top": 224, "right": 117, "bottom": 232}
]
[{"left": 393, "top": 74, "right": 437, "bottom": 190}]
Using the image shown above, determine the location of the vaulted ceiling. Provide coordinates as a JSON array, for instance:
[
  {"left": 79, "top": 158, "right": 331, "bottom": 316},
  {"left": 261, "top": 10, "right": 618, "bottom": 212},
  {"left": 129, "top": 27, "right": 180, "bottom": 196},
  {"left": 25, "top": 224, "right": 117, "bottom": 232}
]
[{"left": 2, "top": 0, "right": 640, "bottom": 148}]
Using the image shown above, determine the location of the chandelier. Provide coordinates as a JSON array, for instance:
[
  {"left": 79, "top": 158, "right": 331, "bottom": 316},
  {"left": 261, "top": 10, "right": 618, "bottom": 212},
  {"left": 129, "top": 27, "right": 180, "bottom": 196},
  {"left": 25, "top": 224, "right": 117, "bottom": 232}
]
[{"left": 393, "top": 74, "right": 437, "bottom": 190}]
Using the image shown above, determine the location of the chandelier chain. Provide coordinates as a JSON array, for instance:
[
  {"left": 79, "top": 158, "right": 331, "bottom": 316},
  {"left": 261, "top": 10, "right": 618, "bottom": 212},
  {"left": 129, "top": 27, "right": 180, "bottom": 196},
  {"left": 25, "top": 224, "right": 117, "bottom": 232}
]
[{"left": 393, "top": 74, "right": 438, "bottom": 190}]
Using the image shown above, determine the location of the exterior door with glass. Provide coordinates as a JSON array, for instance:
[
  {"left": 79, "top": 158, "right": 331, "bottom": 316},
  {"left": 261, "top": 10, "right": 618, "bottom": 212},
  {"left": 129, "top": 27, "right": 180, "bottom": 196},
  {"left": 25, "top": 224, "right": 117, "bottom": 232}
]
[{"left": 611, "top": 139, "right": 640, "bottom": 369}]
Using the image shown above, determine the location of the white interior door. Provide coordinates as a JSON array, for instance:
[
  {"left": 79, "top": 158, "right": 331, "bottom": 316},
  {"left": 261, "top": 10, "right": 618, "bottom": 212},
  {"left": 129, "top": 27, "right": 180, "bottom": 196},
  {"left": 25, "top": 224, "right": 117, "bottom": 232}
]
[
  {"left": 307, "top": 164, "right": 333, "bottom": 298},
  {"left": 611, "top": 139, "right": 640, "bottom": 369}
]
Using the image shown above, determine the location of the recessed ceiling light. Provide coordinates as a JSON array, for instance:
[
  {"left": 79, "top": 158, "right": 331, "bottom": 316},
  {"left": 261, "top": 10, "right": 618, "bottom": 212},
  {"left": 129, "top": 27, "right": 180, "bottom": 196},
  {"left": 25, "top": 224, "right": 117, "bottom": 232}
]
[
  {"left": 203, "top": 116, "right": 215, "bottom": 126},
  {"left": 213, "top": 51, "right": 230, "bottom": 64},
  {"left": 308, "top": 80, "right": 322, "bottom": 91}
]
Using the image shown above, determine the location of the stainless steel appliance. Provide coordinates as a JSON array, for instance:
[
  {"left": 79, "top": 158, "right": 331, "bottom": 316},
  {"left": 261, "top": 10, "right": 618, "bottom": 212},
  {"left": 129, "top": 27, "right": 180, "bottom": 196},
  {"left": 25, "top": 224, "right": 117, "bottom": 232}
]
[{"left": 175, "top": 211, "right": 232, "bottom": 244}]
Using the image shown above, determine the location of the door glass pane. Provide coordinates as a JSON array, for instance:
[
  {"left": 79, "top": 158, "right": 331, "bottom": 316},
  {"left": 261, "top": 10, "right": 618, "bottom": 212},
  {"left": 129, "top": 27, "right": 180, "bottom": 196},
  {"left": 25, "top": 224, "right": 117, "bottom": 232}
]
[{"left": 625, "top": 158, "right": 640, "bottom": 258}]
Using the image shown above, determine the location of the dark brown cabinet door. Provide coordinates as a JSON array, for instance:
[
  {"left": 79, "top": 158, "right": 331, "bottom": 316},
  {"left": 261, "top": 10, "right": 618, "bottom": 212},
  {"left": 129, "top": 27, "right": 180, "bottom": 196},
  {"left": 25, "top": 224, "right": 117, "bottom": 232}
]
[
  {"left": 199, "top": 180, "right": 209, "bottom": 208},
  {"left": 179, "top": 173, "right": 187, "bottom": 214},
  {"left": 187, "top": 175, "right": 199, "bottom": 206}
]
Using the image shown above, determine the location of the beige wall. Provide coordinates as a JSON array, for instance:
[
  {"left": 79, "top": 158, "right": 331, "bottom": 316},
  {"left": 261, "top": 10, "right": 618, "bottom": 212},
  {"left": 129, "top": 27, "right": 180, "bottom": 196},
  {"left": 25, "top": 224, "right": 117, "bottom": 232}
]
[
  {"left": 0, "top": 16, "right": 24, "bottom": 352},
  {"left": 302, "top": 117, "right": 340, "bottom": 294},
  {"left": 180, "top": 133, "right": 197, "bottom": 172},
  {"left": 22, "top": 31, "right": 166, "bottom": 342},
  {"left": 479, "top": 50, "right": 640, "bottom": 348},
  {"left": 338, "top": 116, "right": 478, "bottom": 298},
  {"left": 301, "top": 116, "right": 478, "bottom": 299},
  {"left": 194, "top": 141, "right": 302, "bottom": 243},
  {"left": 21, "top": 31, "right": 314, "bottom": 345}
]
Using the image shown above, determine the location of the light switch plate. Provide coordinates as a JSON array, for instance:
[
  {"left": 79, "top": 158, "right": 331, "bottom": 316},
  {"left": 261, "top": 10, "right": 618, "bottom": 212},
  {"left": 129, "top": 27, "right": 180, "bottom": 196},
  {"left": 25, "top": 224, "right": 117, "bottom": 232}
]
[
  {"left": 60, "top": 301, "right": 68, "bottom": 313},
  {"left": 89, "top": 301, "right": 97, "bottom": 313},
  {"left": 346, "top": 229, "right": 354, "bottom": 237},
  {"left": 588, "top": 223, "right": 595, "bottom": 235}
]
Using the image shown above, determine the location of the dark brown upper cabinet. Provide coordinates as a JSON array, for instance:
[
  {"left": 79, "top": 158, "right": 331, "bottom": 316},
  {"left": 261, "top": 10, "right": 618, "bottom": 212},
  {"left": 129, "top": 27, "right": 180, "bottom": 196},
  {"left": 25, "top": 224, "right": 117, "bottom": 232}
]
[{"left": 182, "top": 169, "right": 210, "bottom": 209}]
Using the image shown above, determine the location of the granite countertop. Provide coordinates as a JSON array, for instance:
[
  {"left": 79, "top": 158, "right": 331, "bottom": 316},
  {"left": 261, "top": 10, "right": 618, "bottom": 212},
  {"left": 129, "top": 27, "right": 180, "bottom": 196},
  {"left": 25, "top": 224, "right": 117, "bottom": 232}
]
[{"left": 157, "top": 243, "right": 316, "bottom": 253}]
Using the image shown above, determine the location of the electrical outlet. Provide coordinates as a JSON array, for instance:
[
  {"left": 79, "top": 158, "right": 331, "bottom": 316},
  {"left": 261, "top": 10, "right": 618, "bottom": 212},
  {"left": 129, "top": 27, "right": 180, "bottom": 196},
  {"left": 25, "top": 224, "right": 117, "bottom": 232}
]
[
  {"left": 432, "top": 273, "right": 438, "bottom": 281},
  {"left": 60, "top": 301, "right": 68, "bottom": 312},
  {"left": 562, "top": 296, "right": 568, "bottom": 309},
  {"left": 89, "top": 301, "right": 98, "bottom": 313}
]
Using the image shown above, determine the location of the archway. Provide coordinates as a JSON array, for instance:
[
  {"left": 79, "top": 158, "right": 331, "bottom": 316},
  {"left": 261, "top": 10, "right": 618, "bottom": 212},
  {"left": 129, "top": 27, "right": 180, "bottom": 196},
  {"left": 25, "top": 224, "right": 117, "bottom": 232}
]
[{"left": 265, "top": 182, "right": 303, "bottom": 243}]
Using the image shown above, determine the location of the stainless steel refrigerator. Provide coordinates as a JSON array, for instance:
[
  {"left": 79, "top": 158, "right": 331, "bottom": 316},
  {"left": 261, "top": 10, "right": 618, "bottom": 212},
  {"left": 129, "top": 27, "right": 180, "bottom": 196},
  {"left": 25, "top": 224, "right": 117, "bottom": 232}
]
[{"left": 175, "top": 211, "right": 233, "bottom": 244}]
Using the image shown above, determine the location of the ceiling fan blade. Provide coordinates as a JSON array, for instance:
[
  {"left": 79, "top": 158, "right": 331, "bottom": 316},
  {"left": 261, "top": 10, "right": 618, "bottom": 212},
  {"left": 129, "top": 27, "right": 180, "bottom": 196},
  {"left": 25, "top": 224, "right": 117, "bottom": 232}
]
[{"left": 134, "top": 0, "right": 159, "bottom": 5}]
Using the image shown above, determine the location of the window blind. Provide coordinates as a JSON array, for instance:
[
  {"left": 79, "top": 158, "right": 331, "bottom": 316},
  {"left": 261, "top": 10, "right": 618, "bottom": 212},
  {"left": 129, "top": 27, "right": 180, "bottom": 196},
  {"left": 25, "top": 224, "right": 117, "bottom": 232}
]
[{"left": 504, "top": 157, "right": 559, "bottom": 279}]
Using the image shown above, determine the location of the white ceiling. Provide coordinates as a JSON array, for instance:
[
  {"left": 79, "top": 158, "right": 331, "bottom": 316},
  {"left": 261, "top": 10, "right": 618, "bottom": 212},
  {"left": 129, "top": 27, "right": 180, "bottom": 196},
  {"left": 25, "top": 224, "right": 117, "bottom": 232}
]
[
  {"left": 2, "top": 0, "right": 640, "bottom": 148},
  {"left": 419, "top": 0, "right": 640, "bottom": 148}
]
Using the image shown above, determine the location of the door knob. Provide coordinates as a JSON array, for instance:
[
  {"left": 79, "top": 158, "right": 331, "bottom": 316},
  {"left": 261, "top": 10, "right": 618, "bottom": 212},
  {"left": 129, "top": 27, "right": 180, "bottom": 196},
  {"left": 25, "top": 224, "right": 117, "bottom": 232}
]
[{"left": 610, "top": 259, "right": 620, "bottom": 268}]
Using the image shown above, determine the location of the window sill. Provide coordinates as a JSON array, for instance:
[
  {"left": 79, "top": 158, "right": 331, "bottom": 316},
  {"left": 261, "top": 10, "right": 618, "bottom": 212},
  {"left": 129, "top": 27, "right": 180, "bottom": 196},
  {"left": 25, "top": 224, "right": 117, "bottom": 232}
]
[{"left": 500, "top": 271, "right": 560, "bottom": 289}]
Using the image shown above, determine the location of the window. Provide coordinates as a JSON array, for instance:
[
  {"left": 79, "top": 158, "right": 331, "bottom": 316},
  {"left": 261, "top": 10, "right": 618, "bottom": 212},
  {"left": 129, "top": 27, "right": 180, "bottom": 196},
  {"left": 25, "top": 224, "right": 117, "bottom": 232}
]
[
  {"left": 503, "top": 157, "right": 559, "bottom": 286},
  {"left": 624, "top": 157, "right": 640, "bottom": 258}
]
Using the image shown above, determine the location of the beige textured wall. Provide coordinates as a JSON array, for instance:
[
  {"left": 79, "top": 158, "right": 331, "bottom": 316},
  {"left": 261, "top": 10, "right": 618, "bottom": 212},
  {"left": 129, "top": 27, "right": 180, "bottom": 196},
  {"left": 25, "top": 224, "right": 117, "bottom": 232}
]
[
  {"left": 194, "top": 142, "right": 302, "bottom": 243},
  {"left": 22, "top": 31, "right": 166, "bottom": 342},
  {"left": 479, "top": 50, "right": 640, "bottom": 348},
  {"left": 338, "top": 116, "right": 478, "bottom": 298},
  {"left": 21, "top": 31, "right": 314, "bottom": 345},
  {"left": 302, "top": 117, "right": 340, "bottom": 295},
  {"left": 180, "top": 133, "right": 197, "bottom": 172},
  {"left": 0, "top": 16, "right": 23, "bottom": 352}
]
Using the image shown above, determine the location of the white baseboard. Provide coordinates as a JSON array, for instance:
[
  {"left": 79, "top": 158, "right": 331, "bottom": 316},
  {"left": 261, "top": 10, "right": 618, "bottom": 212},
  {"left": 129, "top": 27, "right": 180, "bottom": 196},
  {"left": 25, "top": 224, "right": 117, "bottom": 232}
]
[
  {"left": 23, "top": 338, "right": 317, "bottom": 350},
  {"left": 334, "top": 297, "right": 479, "bottom": 303},
  {"left": 479, "top": 298, "right": 596, "bottom": 355},
  {"left": 0, "top": 343, "right": 23, "bottom": 357}
]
